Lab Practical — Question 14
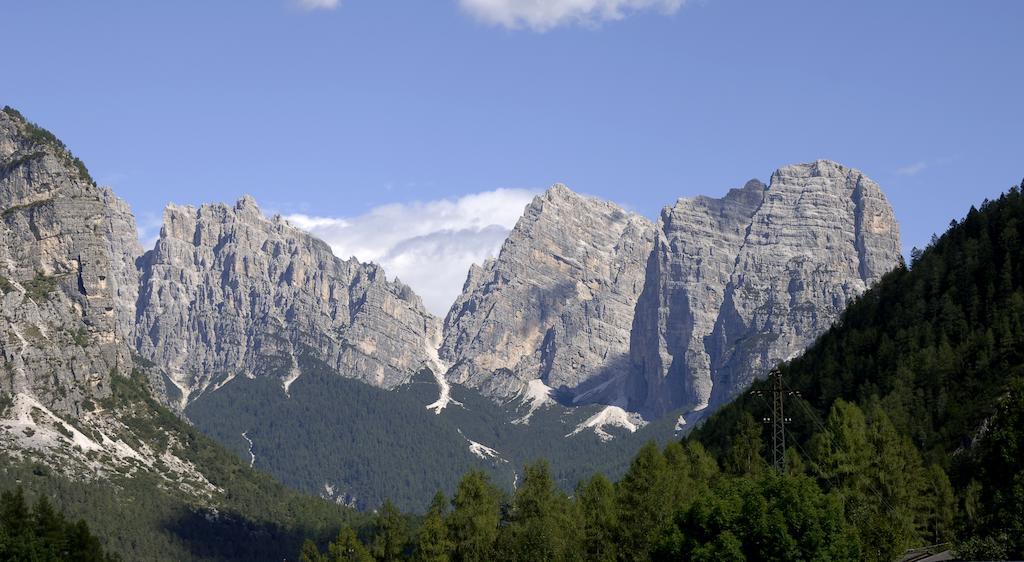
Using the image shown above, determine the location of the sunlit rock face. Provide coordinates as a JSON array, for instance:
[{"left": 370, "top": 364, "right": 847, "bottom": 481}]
[
  {"left": 443, "top": 161, "right": 901, "bottom": 421},
  {"left": 0, "top": 108, "right": 140, "bottom": 414},
  {"left": 134, "top": 196, "right": 441, "bottom": 408},
  {"left": 630, "top": 160, "right": 901, "bottom": 418},
  {"left": 440, "top": 184, "right": 656, "bottom": 402}
]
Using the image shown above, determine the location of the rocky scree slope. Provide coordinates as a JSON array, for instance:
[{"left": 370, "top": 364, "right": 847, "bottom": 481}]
[{"left": 0, "top": 106, "right": 224, "bottom": 497}]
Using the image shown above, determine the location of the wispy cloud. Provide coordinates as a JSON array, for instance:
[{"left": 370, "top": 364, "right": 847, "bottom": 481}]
[
  {"left": 458, "top": 0, "right": 685, "bottom": 31},
  {"left": 896, "top": 161, "right": 928, "bottom": 176},
  {"left": 293, "top": 0, "right": 340, "bottom": 11},
  {"left": 286, "top": 188, "right": 537, "bottom": 316}
]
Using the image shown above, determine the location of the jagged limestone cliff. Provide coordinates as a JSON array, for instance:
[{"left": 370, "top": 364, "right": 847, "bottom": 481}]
[
  {"left": 133, "top": 196, "right": 442, "bottom": 408},
  {"left": 631, "top": 161, "right": 902, "bottom": 417},
  {"left": 445, "top": 163, "right": 901, "bottom": 419},
  {"left": 0, "top": 107, "right": 139, "bottom": 414},
  {"left": 440, "top": 185, "right": 654, "bottom": 401}
]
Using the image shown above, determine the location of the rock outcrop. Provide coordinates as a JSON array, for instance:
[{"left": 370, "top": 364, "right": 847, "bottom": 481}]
[
  {"left": 133, "top": 196, "right": 441, "bottom": 408},
  {"left": 0, "top": 107, "right": 138, "bottom": 414},
  {"left": 442, "top": 162, "right": 901, "bottom": 420},
  {"left": 440, "top": 185, "right": 655, "bottom": 400},
  {"left": 630, "top": 160, "right": 902, "bottom": 417}
]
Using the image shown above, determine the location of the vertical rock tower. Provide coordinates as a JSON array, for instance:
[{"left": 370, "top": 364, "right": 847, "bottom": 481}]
[{"left": 629, "top": 160, "right": 901, "bottom": 417}]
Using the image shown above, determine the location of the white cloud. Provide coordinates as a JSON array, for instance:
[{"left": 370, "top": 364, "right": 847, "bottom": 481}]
[
  {"left": 286, "top": 188, "right": 537, "bottom": 316},
  {"left": 294, "top": 0, "right": 340, "bottom": 10},
  {"left": 458, "top": 0, "right": 684, "bottom": 31},
  {"left": 896, "top": 161, "right": 927, "bottom": 176}
]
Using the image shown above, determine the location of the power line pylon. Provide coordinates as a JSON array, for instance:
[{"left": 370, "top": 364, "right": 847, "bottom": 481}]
[{"left": 752, "top": 368, "right": 796, "bottom": 473}]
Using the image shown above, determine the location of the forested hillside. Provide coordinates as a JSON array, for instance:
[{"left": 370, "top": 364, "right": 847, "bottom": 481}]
[
  {"left": 691, "top": 181, "right": 1024, "bottom": 557},
  {"left": 188, "top": 361, "right": 684, "bottom": 511},
  {"left": 1, "top": 369, "right": 360, "bottom": 561},
  {"left": 298, "top": 181, "right": 1024, "bottom": 561},
  {"left": 0, "top": 487, "right": 118, "bottom": 561}
]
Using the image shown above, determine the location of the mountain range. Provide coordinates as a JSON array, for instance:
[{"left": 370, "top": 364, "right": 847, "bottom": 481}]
[{"left": 0, "top": 105, "right": 902, "bottom": 514}]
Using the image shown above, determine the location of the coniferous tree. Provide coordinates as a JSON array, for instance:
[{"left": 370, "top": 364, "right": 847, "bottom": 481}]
[
  {"left": 328, "top": 527, "right": 373, "bottom": 562},
  {"left": 615, "top": 441, "right": 671, "bottom": 560},
  {"left": 724, "top": 412, "right": 765, "bottom": 476},
  {"left": 371, "top": 500, "right": 409, "bottom": 562},
  {"left": 299, "top": 539, "right": 325, "bottom": 562},
  {"left": 498, "top": 460, "right": 579, "bottom": 562},
  {"left": 413, "top": 492, "right": 452, "bottom": 562},
  {"left": 447, "top": 470, "right": 502, "bottom": 562},
  {"left": 574, "top": 474, "right": 617, "bottom": 562}
]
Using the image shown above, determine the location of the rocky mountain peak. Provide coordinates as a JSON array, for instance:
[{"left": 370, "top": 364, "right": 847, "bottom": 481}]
[
  {"left": 0, "top": 107, "right": 139, "bottom": 414},
  {"left": 630, "top": 160, "right": 901, "bottom": 418},
  {"left": 134, "top": 194, "right": 442, "bottom": 408},
  {"left": 440, "top": 183, "right": 655, "bottom": 400}
]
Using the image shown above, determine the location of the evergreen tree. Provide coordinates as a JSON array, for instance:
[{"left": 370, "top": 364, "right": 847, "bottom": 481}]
[
  {"left": 574, "top": 474, "right": 617, "bottom": 562},
  {"left": 498, "top": 460, "right": 579, "bottom": 562},
  {"left": 370, "top": 500, "right": 409, "bottom": 561},
  {"left": 299, "top": 539, "right": 325, "bottom": 562},
  {"left": 413, "top": 492, "right": 452, "bottom": 562},
  {"left": 724, "top": 412, "right": 765, "bottom": 476},
  {"left": 447, "top": 470, "right": 502, "bottom": 562},
  {"left": 615, "top": 441, "right": 670, "bottom": 560},
  {"left": 923, "top": 464, "right": 955, "bottom": 545},
  {"left": 328, "top": 527, "right": 373, "bottom": 562}
]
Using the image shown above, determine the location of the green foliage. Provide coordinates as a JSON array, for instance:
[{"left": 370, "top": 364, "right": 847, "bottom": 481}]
[
  {"left": 308, "top": 441, "right": 859, "bottom": 562},
  {"left": 673, "top": 473, "right": 860, "bottom": 561},
  {"left": 574, "top": 474, "right": 617, "bottom": 562},
  {"left": 411, "top": 492, "right": 452, "bottom": 562},
  {"left": 4, "top": 367, "right": 360, "bottom": 561},
  {"left": 22, "top": 273, "right": 59, "bottom": 301},
  {"left": 369, "top": 501, "right": 410, "bottom": 562},
  {"left": 724, "top": 412, "right": 765, "bottom": 476},
  {"left": 331, "top": 527, "right": 375, "bottom": 562},
  {"left": 691, "top": 182, "right": 1024, "bottom": 558},
  {"left": 186, "top": 359, "right": 682, "bottom": 512},
  {"left": 2, "top": 106, "right": 94, "bottom": 185},
  {"left": 497, "top": 460, "right": 578, "bottom": 562},
  {"left": 447, "top": 470, "right": 502, "bottom": 562},
  {"left": 0, "top": 486, "right": 119, "bottom": 561},
  {"left": 71, "top": 327, "right": 90, "bottom": 348}
]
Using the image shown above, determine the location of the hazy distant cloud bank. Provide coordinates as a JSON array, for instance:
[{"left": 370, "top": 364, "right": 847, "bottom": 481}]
[
  {"left": 294, "top": 0, "right": 339, "bottom": 10},
  {"left": 292, "top": 0, "right": 684, "bottom": 29},
  {"left": 286, "top": 188, "right": 537, "bottom": 316},
  {"left": 457, "top": 0, "right": 684, "bottom": 30},
  {"left": 896, "top": 161, "right": 928, "bottom": 176}
]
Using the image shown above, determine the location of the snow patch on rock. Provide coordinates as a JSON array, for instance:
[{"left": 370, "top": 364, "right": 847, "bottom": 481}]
[
  {"left": 458, "top": 430, "right": 506, "bottom": 462},
  {"left": 425, "top": 332, "right": 459, "bottom": 414},
  {"left": 241, "top": 431, "right": 256, "bottom": 468},
  {"left": 513, "top": 378, "right": 554, "bottom": 424},
  {"left": 567, "top": 405, "right": 647, "bottom": 442}
]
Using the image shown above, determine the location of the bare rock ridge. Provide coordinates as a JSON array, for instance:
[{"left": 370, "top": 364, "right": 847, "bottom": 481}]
[
  {"left": 441, "top": 184, "right": 655, "bottom": 402},
  {"left": 133, "top": 196, "right": 441, "bottom": 408},
  {"left": 630, "top": 161, "right": 901, "bottom": 418},
  {"left": 447, "top": 162, "right": 902, "bottom": 419},
  {"left": 0, "top": 107, "right": 138, "bottom": 414},
  {"left": 0, "top": 106, "right": 901, "bottom": 428}
]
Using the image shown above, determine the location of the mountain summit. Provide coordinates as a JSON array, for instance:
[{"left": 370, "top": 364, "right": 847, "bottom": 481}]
[{"left": 442, "top": 161, "right": 901, "bottom": 419}]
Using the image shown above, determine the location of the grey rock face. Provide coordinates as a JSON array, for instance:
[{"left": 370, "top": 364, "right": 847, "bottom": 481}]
[
  {"left": 0, "top": 108, "right": 138, "bottom": 414},
  {"left": 134, "top": 196, "right": 441, "bottom": 408},
  {"left": 628, "top": 179, "right": 768, "bottom": 416},
  {"left": 630, "top": 160, "right": 901, "bottom": 417},
  {"left": 440, "top": 185, "right": 655, "bottom": 401}
]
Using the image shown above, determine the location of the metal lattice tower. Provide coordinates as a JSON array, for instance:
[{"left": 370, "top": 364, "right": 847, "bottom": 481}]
[{"left": 753, "top": 368, "right": 795, "bottom": 473}]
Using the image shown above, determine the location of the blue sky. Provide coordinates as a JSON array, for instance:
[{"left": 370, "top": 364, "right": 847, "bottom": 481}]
[{"left": 4, "top": 0, "right": 1023, "bottom": 313}]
